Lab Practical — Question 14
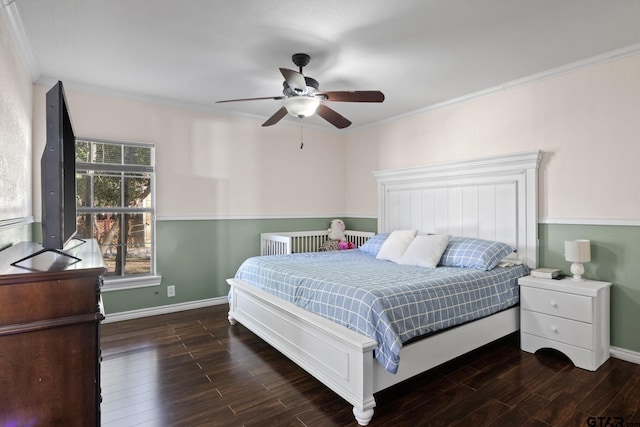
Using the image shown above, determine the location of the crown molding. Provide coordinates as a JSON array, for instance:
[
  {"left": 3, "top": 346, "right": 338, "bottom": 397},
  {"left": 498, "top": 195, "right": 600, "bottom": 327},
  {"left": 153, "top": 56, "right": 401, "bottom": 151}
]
[
  {"left": 355, "top": 43, "right": 640, "bottom": 132},
  {"left": 5, "top": 2, "right": 640, "bottom": 134},
  {"left": 1, "top": 0, "right": 39, "bottom": 80}
]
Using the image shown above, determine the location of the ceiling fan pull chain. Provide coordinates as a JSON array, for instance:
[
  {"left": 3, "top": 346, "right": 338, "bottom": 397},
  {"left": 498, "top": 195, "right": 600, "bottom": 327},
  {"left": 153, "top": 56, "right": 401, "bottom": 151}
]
[{"left": 300, "top": 119, "right": 304, "bottom": 149}]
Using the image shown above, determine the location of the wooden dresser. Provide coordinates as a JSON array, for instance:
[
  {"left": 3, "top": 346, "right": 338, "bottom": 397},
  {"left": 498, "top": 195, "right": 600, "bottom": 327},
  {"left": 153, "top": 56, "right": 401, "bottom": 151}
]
[{"left": 0, "top": 239, "right": 106, "bottom": 427}]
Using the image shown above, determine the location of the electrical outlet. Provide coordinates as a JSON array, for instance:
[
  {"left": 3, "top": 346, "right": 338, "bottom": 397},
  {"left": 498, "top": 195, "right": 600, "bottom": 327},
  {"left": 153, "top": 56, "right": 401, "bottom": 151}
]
[{"left": 167, "top": 285, "right": 175, "bottom": 297}]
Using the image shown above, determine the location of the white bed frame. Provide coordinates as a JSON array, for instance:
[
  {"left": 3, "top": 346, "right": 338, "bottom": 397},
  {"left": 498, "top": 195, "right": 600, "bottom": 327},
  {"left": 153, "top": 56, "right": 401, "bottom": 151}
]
[{"left": 228, "top": 150, "right": 541, "bottom": 425}]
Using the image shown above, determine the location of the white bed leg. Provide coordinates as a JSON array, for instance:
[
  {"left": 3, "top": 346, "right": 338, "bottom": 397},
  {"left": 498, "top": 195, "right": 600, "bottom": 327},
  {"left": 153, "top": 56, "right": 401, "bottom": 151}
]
[
  {"left": 353, "top": 407, "right": 374, "bottom": 426},
  {"left": 228, "top": 312, "right": 237, "bottom": 325}
]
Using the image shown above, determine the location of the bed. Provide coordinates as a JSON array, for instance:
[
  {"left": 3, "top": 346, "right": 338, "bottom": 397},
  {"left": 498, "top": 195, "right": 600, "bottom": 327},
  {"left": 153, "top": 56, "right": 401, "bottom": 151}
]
[{"left": 227, "top": 150, "right": 541, "bottom": 425}]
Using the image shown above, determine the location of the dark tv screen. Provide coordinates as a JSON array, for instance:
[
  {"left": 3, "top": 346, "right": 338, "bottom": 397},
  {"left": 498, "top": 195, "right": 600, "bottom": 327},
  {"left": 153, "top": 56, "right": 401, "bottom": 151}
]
[{"left": 41, "top": 81, "right": 78, "bottom": 250}]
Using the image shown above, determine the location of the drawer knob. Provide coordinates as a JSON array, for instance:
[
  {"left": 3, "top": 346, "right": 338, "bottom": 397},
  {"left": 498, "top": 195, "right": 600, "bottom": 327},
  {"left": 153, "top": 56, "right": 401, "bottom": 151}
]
[
  {"left": 550, "top": 300, "right": 558, "bottom": 308},
  {"left": 550, "top": 325, "right": 558, "bottom": 333}
]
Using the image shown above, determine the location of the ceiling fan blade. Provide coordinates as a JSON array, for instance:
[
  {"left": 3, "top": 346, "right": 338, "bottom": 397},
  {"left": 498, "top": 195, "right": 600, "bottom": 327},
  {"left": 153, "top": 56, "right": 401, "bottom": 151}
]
[
  {"left": 315, "top": 104, "right": 351, "bottom": 129},
  {"left": 316, "top": 90, "right": 385, "bottom": 103},
  {"left": 262, "top": 107, "right": 288, "bottom": 127},
  {"left": 280, "top": 68, "right": 307, "bottom": 93},
  {"left": 216, "top": 96, "right": 284, "bottom": 103}
]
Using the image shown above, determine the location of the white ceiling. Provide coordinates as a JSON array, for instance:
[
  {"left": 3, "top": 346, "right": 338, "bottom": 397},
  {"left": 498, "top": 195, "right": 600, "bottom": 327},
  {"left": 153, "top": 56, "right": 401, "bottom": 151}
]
[{"left": 5, "top": 0, "right": 640, "bottom": 130}]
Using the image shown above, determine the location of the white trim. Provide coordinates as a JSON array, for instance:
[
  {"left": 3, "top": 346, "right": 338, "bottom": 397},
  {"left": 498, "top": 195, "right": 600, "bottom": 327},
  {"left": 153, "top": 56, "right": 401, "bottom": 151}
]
[
  {"left": 0, "top": 0, "right": 39, "bottom": 80},
  {"left": 102, "top": 296, "right": 227, "bottom": 323},
  {"left": 101, "top": 275, "right": 162, "bottom": 292},
  {"left": 9, "top": 2, "right": 637, "bottom": 136},
  {"left": 102, "top": 297, "right": 640, "bottom": 367},
  {"left": 0, "top": 216, "right": 34, "bottom": 231},
  {"left": 374, "top": 150, "right": 542, "bottom": 181},
  {"left": 355, "top": 43, "right": 640, "bottom": 132},
  {"left": 611, "top": 346, "right": 640, "bottom": 365},
  {"left": 33, "top": 44, "right": 640, "bottom": 134},
  {"left": 540, "top": 218, "right": 640, "bottom": 227},
  {"left": 344, "top": 214, "right": 377, "bottom": 220},
  {"left": 34, "top": 76, "right": 338, "bottom": 133},
  {"left": 157, "top": 213, "right": 362, "bottom": 221}
]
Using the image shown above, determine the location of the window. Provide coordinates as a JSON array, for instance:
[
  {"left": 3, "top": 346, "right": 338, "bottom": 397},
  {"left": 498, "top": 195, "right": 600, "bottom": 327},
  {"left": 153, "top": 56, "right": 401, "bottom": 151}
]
[{"left": 75, "top": 139, "right": 159, "bottom": 289}]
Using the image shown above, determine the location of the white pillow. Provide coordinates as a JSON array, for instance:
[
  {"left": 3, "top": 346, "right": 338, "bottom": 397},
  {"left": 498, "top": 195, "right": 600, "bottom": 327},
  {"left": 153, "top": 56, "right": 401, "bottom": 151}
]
[
  {"left": 376, "top": 229, "right": 418, "bottom": 262},
  {"left": 398, "top": 234, "right": 451, "bottom": 268}
]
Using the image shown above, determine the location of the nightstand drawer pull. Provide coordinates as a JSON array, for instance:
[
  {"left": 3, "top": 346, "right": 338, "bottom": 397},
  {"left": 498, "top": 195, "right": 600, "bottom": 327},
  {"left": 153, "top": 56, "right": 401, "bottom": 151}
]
[
  {"left": 550, "top": 325, "right": 558, "bottom": 333},
  {"left": 550, "top": 300, "right": 558, "bottom": 308}
]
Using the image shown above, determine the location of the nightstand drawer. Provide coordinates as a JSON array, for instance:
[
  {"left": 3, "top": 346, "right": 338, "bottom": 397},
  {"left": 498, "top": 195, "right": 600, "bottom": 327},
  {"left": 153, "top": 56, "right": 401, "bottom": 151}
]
[
  {"left": 521, "top": 310, "right": 593, "bottom": 349},
  {"left": 521, "top": 286, "right": 592, "bottom": 323}
]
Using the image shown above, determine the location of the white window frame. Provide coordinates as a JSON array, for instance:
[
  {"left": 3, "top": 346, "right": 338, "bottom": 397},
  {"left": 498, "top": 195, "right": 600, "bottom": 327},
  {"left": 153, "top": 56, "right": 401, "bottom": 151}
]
[{"left": 76, "top": 138, "right": 161, "bottom": 291}]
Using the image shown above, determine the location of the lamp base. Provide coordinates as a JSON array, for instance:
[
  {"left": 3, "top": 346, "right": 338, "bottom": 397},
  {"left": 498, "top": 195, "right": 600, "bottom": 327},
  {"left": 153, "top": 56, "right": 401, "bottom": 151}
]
[{"left": 570, "top": 262, "right": 585, "bottom": 281}]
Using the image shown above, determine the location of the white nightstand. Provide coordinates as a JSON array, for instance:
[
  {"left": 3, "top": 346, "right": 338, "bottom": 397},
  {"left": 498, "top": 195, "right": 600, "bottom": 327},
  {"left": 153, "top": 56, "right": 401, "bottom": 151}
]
[{"left": 518, "top": 276, "right": 611, "bottom": 371}]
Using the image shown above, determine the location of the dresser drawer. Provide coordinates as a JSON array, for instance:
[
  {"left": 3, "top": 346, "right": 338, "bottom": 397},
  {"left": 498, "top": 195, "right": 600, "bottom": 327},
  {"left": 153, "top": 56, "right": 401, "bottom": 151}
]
[
  {"left": 520, "top": 286, "right": 592, "bottom": 323},
  {"left": 521, "top": 310, "right": 593, "bottom": 349}
]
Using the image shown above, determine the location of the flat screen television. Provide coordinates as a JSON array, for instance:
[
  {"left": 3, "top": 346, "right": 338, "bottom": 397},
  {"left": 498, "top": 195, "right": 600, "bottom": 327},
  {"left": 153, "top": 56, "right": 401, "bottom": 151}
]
[
  {"left": 41, "top": 81, "right": 79, "bottom": 251},
  {"left": 11, "top": 81, "right": 82, "bottom": 267}
]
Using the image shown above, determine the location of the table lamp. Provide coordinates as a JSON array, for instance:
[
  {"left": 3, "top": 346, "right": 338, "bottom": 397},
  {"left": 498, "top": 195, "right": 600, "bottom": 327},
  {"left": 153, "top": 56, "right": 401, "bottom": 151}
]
[{"left": 565, "top": 239, "right": 591, "bottom": 281}]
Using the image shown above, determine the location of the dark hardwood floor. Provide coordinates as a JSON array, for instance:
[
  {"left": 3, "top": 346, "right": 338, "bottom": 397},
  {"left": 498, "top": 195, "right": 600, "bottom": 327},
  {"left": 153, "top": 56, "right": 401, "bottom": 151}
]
[{"left": 100, "top": 304, "right": 640, "bottom": 427}]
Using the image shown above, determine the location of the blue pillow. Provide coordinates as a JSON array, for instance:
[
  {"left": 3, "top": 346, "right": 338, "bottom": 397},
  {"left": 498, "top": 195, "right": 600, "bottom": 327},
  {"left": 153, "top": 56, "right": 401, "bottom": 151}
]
[
  {"left": 438, "top": 237, "right": 515, "bottom": 270},
  {"left": 358, "top": 233, "right": 389, "bottom": 256}
]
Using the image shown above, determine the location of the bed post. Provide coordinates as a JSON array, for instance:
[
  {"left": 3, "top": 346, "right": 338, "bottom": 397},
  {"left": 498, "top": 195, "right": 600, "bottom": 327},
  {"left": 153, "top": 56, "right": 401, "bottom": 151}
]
[
  {"left": 353, "top": 407, "right": 375, "bottom": 426},
  {"left": 227, "top": 278, "right": 378, "bottom": 426}
]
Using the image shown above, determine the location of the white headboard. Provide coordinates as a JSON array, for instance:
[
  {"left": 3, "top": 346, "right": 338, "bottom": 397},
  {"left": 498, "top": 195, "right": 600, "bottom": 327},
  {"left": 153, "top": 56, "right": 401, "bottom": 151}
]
[{"left": 373, "top": 151, "right": 541, "bottom": 268}]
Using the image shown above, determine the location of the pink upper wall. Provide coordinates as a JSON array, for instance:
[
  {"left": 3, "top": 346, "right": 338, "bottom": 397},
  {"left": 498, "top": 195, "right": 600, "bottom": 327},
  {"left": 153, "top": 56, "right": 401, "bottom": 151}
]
[
  {"left": 345, "top": 54, "right": 640, "bottom": 222},
  {"left": 31, "top": 85, "right": 346, "bottom": 220}
]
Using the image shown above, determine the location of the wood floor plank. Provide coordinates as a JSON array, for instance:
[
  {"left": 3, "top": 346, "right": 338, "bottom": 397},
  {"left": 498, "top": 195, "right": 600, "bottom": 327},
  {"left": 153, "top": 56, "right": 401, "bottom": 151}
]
[
  {"left": 601, "top": 372, "right": 640, "bottom": 421},
  {"left": 449, "top": 398, "right": 511, "bottom": 427},
  {"left": 100, "top": 305, "right": 640, "bottom": 426},
  {"left": 534, "top": 392, "right": 585, "bottom": 426},
  {"left": 488, "top": 393, "right": 550, "bottom": 427},
  {"left": 422, "top": 377, "right": 512, "bottom": 426},
  {"left": 575, "top": 365, "right": 630, "bottom": 416}
]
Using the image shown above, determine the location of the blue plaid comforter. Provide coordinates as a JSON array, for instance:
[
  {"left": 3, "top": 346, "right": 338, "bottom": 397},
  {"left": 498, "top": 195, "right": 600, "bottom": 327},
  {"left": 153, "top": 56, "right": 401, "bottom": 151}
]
[{"left": 233, "top": 250, "right": 528, "bottom": 374}]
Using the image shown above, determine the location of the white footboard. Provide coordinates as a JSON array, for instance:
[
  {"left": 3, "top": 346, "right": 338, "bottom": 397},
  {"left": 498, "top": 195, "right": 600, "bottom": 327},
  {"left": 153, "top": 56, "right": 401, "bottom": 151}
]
[
  {"left": 260, "top": 230, "right": 374, "bottom": 255},
  {"left": 227, "top": 278, "right": 378, "bottom": 425},
  {"left": 227, "top": 277, "right": 520, "bottom": 425}
]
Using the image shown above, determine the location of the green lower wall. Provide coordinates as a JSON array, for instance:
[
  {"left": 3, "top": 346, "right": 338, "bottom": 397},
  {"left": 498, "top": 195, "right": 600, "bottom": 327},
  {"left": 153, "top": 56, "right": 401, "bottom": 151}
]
[
  {"left": 63, "top": 219, "right": 639, "bottom": 354},
  {"left": 539, "top": 223, "right": 640, "bottom": 353},
  {"left": 101, "top": 217, "right": 377, "bottom": 314}
]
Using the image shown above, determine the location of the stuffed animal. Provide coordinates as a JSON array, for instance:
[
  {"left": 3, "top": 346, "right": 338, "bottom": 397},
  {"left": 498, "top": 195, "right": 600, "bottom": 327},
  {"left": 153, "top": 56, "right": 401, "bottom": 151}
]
[
  {"left": 328, "top": 219, "right": 346, "bottom": 241},
  {"left": 338, "top": 241, "right": 355, "bottom": 250}
]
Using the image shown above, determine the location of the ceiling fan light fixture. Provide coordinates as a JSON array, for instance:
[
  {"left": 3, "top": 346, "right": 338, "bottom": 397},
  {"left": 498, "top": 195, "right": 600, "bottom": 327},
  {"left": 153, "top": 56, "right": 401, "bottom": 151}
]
[{"left": 283, "top": 96, "right": 319, "bottom": 118}]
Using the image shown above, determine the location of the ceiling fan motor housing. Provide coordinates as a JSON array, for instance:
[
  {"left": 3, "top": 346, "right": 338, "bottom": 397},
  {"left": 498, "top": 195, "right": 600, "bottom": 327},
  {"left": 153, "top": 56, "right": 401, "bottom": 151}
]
[{"left": 282, "top": 77, "right": 319, "bottom": 97}]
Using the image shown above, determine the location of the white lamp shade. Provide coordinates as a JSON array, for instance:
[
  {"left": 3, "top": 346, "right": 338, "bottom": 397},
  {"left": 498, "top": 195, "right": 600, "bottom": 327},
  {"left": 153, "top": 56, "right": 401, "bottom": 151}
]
[
  {"left": 283, "top": 96, "right": 319, "bottom": 118},
  {"left": 565, "top": 240, "right": 591, "bottom": 263}
]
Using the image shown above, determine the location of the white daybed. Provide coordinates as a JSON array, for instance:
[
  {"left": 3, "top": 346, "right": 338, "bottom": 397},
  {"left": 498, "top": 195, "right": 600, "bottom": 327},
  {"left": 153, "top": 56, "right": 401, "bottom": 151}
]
[{"left": 227, "top": 150, "right": 541, "bottom": 425}]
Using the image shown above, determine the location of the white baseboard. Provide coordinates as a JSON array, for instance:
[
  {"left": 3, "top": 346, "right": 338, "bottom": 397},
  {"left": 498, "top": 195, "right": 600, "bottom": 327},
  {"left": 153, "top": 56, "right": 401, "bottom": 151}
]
[
  {"left": 102, "top": 303, "right": 640, "bottom": 368},
  {"left": 610, "top": 346, "right": 640, "bottom": 365},
  {"left": 103, "top": 296, "right": 228, "bottom": 324}
]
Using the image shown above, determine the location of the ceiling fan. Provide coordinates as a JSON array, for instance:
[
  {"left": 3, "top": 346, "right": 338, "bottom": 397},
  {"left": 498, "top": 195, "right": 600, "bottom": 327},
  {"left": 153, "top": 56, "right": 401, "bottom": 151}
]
[{"left": 216, "top": 53, "right": 385, "bottom": 129}]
